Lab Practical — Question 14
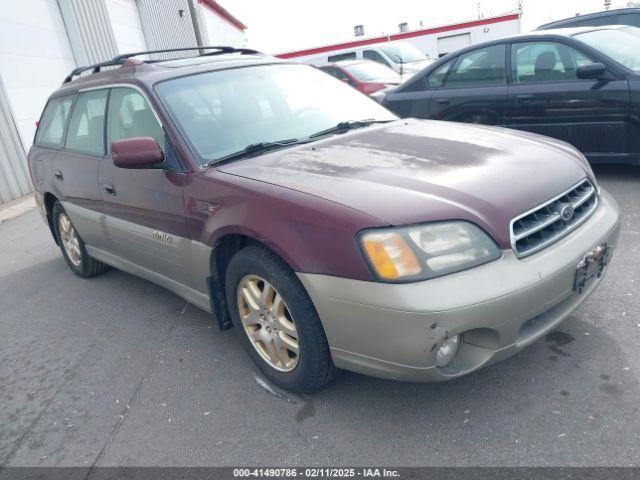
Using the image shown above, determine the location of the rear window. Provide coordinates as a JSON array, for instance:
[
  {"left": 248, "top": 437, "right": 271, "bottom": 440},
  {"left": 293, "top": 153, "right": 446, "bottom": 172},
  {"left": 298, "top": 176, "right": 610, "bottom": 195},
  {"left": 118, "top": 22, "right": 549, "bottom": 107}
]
[
  {"left": 64, "top": 90, "right": 108, "bottom": 156},
  {"left": 35, "top": 96, "right": 75, "bottom": 147}
]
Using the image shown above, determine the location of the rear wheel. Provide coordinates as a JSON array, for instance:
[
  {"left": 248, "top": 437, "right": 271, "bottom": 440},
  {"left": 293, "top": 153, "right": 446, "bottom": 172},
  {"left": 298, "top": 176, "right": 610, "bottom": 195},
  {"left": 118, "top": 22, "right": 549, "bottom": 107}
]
[
  {"left": 52, "top": 201, "right": 109, "bottom": 278},
  {"left": 225, "top": 245, "right": 338, "bottom": 393}
]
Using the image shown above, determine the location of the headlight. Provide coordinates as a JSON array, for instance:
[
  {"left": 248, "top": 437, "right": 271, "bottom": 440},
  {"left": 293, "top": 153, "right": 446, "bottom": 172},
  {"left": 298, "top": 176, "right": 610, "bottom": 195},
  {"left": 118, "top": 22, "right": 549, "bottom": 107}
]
[{"left": 360, "top": 221, "right": 501, "bottom": 282}]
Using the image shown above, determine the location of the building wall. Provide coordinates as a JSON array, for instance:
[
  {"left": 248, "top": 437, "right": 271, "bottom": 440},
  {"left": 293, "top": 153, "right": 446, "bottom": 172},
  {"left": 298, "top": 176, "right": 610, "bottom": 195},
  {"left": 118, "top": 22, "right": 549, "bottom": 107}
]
[
  {"left": 0, "top": 78, "right": 31, "bottom": 204},
  {"left": 58, "top": 0, "right": 119, "bottom": 66},
  {"left": 406, "top": 18, "right": 521, "bottom": 59},
  {"left": 199, "top": 3, "right": 246, "bottom": 47},
  {"left": 0, "top": 0, "right": 77, "bottom": 202},
  {"left": 0, "top": 0, "right": 245, "bottom": 203},
  {"left": 137, "top": 0, "right": 199, "bottom": 60},
  {"left": 278, "top": 14, "right": 521, "bottom": 63},
  {"left": 0, "top": 0, "right": 76, "bottom": 151},
  {"left": 105, "top": 0, "right": 148, "bottom": 54}
]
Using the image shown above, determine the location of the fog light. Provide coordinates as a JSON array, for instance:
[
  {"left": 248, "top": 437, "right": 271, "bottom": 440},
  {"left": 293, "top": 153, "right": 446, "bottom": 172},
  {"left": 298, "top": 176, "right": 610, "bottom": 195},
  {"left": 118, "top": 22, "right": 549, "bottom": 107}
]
[{"left": 436, "top": 335, "right": 460, "bottom": 367}]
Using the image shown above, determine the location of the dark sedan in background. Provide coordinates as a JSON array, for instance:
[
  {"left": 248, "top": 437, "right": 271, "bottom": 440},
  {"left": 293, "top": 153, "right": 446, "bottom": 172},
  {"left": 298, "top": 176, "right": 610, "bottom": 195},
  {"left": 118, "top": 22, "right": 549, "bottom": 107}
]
[
  {"left": 319, "top": 60, "right": 402, "bottom": 95},
  {"left": 537, "top": 7, "right": 640, "bottom": 30},
  {"left": 379, "top": 26, "right": 640, "bottom": 165}
]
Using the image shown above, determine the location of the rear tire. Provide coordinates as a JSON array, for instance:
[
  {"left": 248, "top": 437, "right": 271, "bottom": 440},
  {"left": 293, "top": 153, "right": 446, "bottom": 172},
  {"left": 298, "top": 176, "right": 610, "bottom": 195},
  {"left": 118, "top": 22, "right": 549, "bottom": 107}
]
[
  {"left": 52, "top": 201, "right": 109, "bottom": 278},
  {"left": 225, "top": 245, "right": 338, "bottom": 393}
]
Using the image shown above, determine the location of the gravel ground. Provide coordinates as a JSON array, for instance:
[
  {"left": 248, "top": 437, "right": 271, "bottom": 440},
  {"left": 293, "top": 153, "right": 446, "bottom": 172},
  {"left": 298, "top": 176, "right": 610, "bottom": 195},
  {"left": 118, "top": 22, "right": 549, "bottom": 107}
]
[{"left": 0, "top": 165, "right": 638, "bottom": 467}]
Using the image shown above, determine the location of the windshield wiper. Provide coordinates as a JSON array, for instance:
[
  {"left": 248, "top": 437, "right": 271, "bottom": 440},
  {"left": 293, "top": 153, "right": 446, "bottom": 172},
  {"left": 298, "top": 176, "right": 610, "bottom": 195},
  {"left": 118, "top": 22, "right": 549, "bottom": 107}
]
[
  {"left": 206, "top": 138, "right": 305, "bottom": 166},
  {"left": 309, "top": 119, "right": 394, "bottom": 139}
]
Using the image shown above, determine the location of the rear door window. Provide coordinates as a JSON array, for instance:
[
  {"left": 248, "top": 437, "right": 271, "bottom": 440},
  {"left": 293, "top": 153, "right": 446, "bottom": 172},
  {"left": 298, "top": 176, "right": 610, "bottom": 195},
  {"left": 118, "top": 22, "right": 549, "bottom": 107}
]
[
  {"left": 65, "top": 90, "right": 108, "bottom": 156},
  {"left": 444, "top": 44, "right": 506, "bottom": 88},
  {"left": 35, "top": 96, "right": 75, "bottom": 147}
]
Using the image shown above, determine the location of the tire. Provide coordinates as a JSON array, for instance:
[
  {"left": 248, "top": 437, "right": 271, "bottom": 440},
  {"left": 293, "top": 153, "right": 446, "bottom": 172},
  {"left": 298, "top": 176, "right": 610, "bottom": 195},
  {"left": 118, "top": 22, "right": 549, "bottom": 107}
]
[
  {"left": 225, "top": 244, "right": 338, "bottom": 393},
  {"left": 52, "top": 201, "right": 109, "bottom": 278}
]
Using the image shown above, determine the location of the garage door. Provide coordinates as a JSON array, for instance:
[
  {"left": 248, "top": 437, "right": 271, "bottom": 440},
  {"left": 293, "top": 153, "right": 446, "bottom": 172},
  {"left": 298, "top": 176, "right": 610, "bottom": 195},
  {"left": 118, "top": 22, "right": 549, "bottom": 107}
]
[
  {"left": 437, "top": 33, "right": 471, "bottom": 57},
  {"left": 105, "top": 0, "right": 147, "bottom": 54},
  {"left": 0, "top": 0, "right": 78, "bottom": 202},
  {"left": 0, "top": 0, "right": 77, "bottom": 151}
]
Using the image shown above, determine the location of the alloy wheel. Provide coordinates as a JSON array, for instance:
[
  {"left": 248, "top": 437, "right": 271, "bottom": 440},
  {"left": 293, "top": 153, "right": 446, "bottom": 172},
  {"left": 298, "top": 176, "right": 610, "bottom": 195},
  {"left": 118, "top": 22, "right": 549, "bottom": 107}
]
[
  {"left": 58, "top": 212, "right": 82, "bottom": 267},
  {"left": 237, "top": 275, "right": 300, "bottom": 372}
]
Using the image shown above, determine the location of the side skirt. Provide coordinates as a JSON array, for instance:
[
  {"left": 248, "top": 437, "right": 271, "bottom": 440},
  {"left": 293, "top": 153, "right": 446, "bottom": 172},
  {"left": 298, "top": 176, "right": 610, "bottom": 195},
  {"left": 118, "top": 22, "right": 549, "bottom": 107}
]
[{"left": 86, "top": 245, "right": 212, "bottom": 314}]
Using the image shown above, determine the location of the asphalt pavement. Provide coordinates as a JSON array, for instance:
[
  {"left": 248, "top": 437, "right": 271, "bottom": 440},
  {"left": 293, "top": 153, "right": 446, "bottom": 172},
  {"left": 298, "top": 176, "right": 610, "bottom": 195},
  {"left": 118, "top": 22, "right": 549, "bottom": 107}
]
[{"left": 0, "top": 165, "right": 638, "bottom": 467}]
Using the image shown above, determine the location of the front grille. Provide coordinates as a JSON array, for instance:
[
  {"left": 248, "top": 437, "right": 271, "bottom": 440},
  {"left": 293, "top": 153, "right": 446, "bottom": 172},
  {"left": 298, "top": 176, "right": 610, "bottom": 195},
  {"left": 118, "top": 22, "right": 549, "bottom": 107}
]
[{"left": 510, "top": 178, "right": 598, "bottom": 257}]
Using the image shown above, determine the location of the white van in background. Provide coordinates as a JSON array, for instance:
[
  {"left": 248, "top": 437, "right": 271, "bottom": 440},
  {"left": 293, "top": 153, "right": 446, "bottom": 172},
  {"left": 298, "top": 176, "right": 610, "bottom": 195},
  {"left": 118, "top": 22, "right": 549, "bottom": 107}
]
[{"left": 297, "top": 42, "right": 434, "bottom": 76}]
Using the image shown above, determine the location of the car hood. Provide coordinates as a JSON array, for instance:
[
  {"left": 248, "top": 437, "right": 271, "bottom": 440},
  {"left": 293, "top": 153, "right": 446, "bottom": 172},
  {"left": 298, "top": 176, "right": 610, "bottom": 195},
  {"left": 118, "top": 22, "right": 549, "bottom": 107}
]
[{"left": 217, "top": 119, "right": 593, "bottom": 248}]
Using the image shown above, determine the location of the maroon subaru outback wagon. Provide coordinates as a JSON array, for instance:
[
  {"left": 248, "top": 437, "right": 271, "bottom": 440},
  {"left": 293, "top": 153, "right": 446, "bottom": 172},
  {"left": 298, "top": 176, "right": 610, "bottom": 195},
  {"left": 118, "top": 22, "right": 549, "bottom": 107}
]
[{"left": 28, "top": 47, "right": 620, "bottom": 392}]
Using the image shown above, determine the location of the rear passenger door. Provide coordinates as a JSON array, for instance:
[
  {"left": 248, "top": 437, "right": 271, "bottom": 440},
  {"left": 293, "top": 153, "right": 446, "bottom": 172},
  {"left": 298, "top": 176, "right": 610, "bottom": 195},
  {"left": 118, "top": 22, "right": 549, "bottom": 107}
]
[
  {"left": 52, "top": 89, "right": 110, "bottom": 250},
  {"left": 98, "top": 87, "right": 191, "bottom": 286},
  {"left": 505, "top": 40, "right": 630, "bottom": 156},
  {"left": 429, "top": 44, "right": 509, "bottom": 125},
  {"left": 30, "top": 95, "right": 75, "bottom": 198}
]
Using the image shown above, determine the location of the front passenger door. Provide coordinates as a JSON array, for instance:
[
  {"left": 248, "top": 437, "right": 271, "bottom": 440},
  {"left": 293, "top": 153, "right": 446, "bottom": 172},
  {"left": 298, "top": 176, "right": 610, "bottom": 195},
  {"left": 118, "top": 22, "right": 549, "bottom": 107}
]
[{"left": 98, "top": 87, "right": 191, "bottom": 286}]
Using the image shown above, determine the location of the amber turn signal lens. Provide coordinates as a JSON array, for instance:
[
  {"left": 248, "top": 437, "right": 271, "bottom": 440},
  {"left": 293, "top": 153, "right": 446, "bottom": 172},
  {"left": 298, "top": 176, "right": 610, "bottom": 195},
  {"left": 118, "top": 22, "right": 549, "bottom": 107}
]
[{"left": 363, "top": 232, "right": 422, "bottom": 280}]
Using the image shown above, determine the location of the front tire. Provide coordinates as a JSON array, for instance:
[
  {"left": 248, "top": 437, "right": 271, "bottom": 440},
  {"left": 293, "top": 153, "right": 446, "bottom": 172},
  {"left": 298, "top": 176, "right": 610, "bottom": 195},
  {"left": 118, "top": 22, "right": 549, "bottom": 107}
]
[
  {"left": 52, "top": 201, "right": 109, "bottom": 278},
  {"left": 225, "top": 245, "right": 338, "bottom": 393}
]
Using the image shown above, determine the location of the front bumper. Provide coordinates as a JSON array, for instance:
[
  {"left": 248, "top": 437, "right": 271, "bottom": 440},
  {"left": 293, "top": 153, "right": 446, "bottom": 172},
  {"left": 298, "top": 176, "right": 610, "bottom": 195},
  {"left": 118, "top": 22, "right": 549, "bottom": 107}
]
[{"left": 298, "top": 189, "right": 621, "bottom": 382}]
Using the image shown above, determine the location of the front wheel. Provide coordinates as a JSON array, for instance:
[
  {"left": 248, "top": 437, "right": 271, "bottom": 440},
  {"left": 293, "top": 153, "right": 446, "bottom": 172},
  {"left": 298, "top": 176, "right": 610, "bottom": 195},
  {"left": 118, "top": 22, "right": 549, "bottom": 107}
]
[
  {"left": 225, "top": 245, "right": 338, "bottom": 393},
  {"left": 52, "top": 201, "right": 109, "bottom": 278}
]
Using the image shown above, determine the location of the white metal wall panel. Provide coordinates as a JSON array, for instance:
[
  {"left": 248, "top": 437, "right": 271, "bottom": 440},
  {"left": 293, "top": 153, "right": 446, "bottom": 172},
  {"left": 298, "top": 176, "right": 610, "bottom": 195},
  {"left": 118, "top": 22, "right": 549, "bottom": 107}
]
[
  {"left": 137, "top": 0, "right": 198, "bottom": 60},
  {"left": 0, "top": 77, "right": 31, "bottom": 204},
  {"left": 58, "top": 0, "right": 119, "bottom": 66},
  {"left": 105, "top": 0, "right": 147, "bottom": 54},
  {"left": 199, "top": 3, "right": 245, "bottom": 47}
]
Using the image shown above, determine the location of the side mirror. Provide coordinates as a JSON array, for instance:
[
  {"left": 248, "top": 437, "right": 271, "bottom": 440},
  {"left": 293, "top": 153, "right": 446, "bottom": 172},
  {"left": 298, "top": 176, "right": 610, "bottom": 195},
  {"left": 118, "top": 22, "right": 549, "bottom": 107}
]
[
  {"left": 577, "top": 63, "right": 607, "bottom": 80},
  {"left": 111, "top": 137, "right": 164, "bottom": 169}
]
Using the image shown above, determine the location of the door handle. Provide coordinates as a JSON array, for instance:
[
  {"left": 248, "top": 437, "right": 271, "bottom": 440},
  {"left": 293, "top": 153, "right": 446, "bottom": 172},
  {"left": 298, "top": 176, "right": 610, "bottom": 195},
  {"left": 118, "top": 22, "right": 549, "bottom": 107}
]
[
  {"left": 516, "top": 94, "right": 535, "bottom": 103},
  {"left": 436, "top": 99, "right": 450, "bottom": 106},
  {"left": 53, "top": 169, "right": 63, "bottom": 181},
  {"left": 102, "top": 182, "right": 116, "bottom": 196}
]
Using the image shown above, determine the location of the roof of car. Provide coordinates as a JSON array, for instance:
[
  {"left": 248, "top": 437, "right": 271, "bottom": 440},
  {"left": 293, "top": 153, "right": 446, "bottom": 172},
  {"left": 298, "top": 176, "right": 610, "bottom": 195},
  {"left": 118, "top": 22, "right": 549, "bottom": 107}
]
[
  {"left": 494, "top": 24, "right": 627, "bottom": 42},
  {"left": 537, "top": 7, "right": 640, "bottom": 29},
  {"left": 54, "top": 47, "right": 286, "bottom": 97}
]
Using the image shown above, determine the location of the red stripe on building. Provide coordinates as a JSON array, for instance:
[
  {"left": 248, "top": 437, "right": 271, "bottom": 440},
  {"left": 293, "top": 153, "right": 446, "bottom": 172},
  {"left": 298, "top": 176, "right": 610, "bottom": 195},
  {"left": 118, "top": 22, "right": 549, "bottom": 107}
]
[
  {"left": 277, "top": 13, "right": 520, "bottom": 59},
  {"left": 199, "top": 0, "right": 247, "bottom": 31}
]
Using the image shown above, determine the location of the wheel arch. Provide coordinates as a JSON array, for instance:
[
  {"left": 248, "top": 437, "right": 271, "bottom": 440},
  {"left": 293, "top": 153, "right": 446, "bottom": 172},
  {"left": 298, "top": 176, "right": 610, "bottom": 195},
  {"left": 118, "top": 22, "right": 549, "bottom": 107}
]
[
  {"left": 207, "top": 231, "right": 297, "bottom": 331},
  {"left": 43, "top": 192, "right": 59, "bottom": 244}
]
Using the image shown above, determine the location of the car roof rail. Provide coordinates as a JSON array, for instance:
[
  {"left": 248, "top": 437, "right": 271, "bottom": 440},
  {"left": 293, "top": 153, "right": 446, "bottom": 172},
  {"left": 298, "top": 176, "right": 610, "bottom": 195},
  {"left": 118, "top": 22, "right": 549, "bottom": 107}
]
[{"left": 62, "top": 46, "right": 261, "bottom": 84}]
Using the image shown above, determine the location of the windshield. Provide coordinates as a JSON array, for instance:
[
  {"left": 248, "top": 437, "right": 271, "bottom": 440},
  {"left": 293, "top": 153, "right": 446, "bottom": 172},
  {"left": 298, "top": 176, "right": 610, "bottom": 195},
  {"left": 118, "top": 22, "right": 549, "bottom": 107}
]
[
  {"left": 342, "top": 62, "right": 400, "bottom": 81},
  {"left": 378, "top": 43, "right": 427, "bottom": 64},
  {"left": 155, "top": 64, "right": 396, "bottom": 165},
  {"left": 574, "top": 27, "right": 640, "bottom": 72}
]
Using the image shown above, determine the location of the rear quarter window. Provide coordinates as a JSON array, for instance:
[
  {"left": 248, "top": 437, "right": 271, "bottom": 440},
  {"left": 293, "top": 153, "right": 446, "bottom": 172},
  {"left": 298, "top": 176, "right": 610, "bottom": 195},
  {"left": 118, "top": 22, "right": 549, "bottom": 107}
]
[{"left": 34, "top": 96, "right": 75, "bottom": 147}]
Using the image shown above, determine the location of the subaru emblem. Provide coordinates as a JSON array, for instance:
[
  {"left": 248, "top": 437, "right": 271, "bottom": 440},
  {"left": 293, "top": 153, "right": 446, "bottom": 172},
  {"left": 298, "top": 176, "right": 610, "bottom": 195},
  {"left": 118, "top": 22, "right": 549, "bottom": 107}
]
[{"left": 560, "top": 205, "right": 575, "bottom": 222}]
